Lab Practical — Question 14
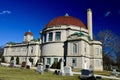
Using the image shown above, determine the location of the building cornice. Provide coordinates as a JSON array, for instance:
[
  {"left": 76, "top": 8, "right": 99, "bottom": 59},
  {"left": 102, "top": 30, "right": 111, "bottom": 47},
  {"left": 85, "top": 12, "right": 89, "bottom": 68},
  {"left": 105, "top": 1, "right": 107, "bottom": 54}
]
[
  {"left": 42, "top": 25, "right": 88, "bottom": 34},
  {"left": 41, "top": 41, "right": 64, "bottom": 45},
  {"left": 41, "top": 56, "right": 64, "bottom": 57},
  {"left": 4, "top": 42, "right": 40, "bottom": 48},
  {"left": 3, "top": 55, "right": 40, "bottom": 57},
  {"left": 66, "top": 55, "right": 102, "bottom": 59}
]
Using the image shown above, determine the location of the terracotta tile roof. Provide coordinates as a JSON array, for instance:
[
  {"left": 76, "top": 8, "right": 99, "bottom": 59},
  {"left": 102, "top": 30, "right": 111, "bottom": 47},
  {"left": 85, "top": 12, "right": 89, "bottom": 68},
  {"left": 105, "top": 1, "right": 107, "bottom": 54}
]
[{"left": 45, "top": 16, "right": 87, "bottom": 29}]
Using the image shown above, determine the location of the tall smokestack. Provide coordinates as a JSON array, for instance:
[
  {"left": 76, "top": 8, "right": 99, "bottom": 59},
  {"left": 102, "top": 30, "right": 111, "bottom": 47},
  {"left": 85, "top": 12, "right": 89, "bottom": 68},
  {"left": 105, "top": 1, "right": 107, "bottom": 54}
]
[{"left": 87, "top": 8, "right": 93, "bottom": 40}]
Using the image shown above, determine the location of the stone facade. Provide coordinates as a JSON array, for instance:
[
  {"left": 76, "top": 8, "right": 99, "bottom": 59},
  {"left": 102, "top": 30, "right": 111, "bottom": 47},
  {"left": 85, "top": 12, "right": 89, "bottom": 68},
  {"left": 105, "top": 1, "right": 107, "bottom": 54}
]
[
  {"left": 3, "top": 31, "right": 40, "bottom": 65},
  {"left": 41, "top": 25, "right": 103, "bottom": 71},
  {"left": 3, "top": 9, "right": 103, "bottom": 71}
]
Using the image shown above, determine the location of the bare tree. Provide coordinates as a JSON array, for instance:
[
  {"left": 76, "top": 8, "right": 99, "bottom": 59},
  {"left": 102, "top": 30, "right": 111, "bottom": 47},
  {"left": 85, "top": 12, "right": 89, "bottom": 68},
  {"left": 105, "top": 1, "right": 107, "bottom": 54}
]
[
  {"left": 97, "top": 30, "right": 120, "bottom": 70},
  {"left": 0, "top": 46, "right": 4, "bottom": 57},
  {"left": 97, "top": 30, "right": 119, "bottom": 55},
  {"left": 114, "top": 39, "right": 120, "bottom": 69}
]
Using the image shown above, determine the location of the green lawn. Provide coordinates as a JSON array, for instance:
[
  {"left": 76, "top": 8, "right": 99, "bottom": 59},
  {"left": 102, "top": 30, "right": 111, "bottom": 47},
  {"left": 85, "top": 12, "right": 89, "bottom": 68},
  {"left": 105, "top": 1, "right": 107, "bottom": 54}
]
[
  {"left": 0, "top": 66, "right": 115, "bottom": 80},
  {"left": 94, "top": 71, "right": 112, "bottom": 76},
  {"left": 0, "top": 66, "right": 80, "bottom": 80}
]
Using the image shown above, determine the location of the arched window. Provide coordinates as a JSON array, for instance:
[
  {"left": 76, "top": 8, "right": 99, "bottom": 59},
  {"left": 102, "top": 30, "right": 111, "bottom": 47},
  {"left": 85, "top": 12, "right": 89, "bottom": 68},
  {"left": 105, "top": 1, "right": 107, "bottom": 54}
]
[{"left": 73, "top": 43, "right": 77, "bottom": 54}]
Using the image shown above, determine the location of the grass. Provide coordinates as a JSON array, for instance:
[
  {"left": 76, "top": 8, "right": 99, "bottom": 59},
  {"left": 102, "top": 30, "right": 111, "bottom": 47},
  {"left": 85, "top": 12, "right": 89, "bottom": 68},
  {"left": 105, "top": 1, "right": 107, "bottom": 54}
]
[
  {"left": 72, "top": 68, "right": 80, "bottom": 72},
  {"left": 94, "top": 70, "right": 111, "bottom": 76},
  {"left": 72, "top": 68, "right": 112, "bottom": 76},
  {"left": 0, "top": 66, "right": 116, "bottom": 80},
  {"left": 0, "top": 66, "right": 80, "bottom": 80}
]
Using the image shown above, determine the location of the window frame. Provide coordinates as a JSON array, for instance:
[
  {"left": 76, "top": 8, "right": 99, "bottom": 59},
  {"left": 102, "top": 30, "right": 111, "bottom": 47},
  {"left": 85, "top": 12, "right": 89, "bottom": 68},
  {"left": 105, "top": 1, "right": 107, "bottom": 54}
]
[
  {"left": 54, "top": 58, "right": 58, "bottom": 63},
  {"left": 95, "top": 48, "right": 99, "bottom": 55},
  {"left": 55, "top": 32, "right": 61, "bottom": 41},
  {"left": 72, "top": 58, "right": 77, "bottom": 67},
  {"left": 48, "top": 32, "right": 53, "bottom": 41},
  {"left": 31, "top": 47, "right": 34, "bottom": 54},
  {"left": 47, "top": 58, "right": 51, "bottom": 65},
  {"left": 96, "top": 60, "right": 99, "bottom": 66},
  {"left": 73, "top": 43, "right": 77, "bottom": 54},
  {"left": 43, "top": 33, "right": 47, "bottom": 42}
]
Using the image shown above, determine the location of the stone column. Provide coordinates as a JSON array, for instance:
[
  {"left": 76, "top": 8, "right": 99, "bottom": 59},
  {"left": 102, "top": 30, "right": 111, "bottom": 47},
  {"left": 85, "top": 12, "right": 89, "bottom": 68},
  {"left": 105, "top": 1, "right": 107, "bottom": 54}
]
[
  {"left": 87, "top": 8, "right": 93, "bottom": 40},
  {"left": 53, "top": 32, "right": 55, "bottom": 41}
]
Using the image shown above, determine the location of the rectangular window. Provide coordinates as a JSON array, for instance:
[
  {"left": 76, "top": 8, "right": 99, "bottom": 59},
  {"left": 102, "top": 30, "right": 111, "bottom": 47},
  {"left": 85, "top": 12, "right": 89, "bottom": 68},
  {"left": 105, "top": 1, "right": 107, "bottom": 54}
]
[
  {"left": 72, "top": 58, "right": 77, "bottom": 67},
  {"left": 17, "top": 48, "right": 21, "bottom": 52},
  {"left": 84, "top": 47, "right": 86, "bottom": 56},
  {"left": 31, "top": 47, "right": 34, "bottom": 54},
  {"left": 96, "top": 60, "right": 99, "bottom": 66},
  {"left": 23, "top": 47, "right": 27, "bottom": 52},
  {"left": 95, "top": 48, "right": 99, "bottom": 55},
  {"left": 84, "top": 47, "right": 86, "bottom": 52},
  {"left": 55, "top": 32, "right": 61, "bottom": 41},
  {"left": 47, "top": 58, "right": 51, "bottom": 65},
  {"left": 100, "top": 48, "right": 102, "bottom": 54},
  {"left": 73, "top": 44, "right": 77, "bottom": 54},
  {"left": 48, "top": 32, "right": 53, "bottom": 41},
  {"left": 54, "top": 58, "right": 58, "bottom": 63},
  {"left": 12, "top": 48, "right": 15, "bottom": 52},
  {"left": 43, "top": 34, "right": 47, "bottom": 42},
  {"left": 22, "top": 57, "right": 25, "bottom": 62}
]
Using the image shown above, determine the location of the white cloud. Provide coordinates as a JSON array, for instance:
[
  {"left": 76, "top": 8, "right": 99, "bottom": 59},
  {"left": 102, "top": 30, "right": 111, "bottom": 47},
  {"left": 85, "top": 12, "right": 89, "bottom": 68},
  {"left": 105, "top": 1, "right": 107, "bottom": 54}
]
[
  {"left": 0, "top": 10, "right": 11, "bottom": 15},
  {"left": 105, "top": 11, "right": 111, "bottom": 17}
]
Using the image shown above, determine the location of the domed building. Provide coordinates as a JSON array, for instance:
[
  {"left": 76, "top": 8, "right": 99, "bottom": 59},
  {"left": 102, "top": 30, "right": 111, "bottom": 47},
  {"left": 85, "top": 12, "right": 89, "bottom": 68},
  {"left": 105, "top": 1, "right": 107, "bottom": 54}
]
[
  {"left": 40, "top": 9, "right": 103, "bottom": 71},
  {"left": 3, "top": 9, "right": 103, "bottom": 71}
]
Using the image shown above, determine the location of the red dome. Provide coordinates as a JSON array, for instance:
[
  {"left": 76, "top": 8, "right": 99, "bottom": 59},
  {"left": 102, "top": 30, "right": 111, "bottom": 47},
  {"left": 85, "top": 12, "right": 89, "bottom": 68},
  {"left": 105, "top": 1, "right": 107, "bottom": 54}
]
[
  {"left": 45, "top": 16, "right": 87, "bottom": 29},
  {"left": 24, "top": 32, "right": 33, "bottom": 36}
]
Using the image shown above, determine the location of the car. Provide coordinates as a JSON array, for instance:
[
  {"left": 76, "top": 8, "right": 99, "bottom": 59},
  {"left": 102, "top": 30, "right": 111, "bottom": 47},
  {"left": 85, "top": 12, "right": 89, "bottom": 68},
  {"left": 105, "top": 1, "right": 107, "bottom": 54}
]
[{"left": 80, "top": 69, "right": 96, "bottom": 80}]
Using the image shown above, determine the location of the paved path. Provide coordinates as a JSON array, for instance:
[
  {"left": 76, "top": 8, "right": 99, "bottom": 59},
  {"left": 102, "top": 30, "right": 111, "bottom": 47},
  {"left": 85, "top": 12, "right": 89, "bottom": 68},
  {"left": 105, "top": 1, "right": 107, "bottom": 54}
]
[
  {"left": 95, "top": 74, "right": 120, "bottom": 80},
  {"left": 73, "top": 72, "right": 120, "bottom": 80}
]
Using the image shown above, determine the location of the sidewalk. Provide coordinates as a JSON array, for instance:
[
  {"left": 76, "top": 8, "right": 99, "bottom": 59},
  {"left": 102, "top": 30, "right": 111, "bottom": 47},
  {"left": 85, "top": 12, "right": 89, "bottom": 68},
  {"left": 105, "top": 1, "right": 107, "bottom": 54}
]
[{"left": 73, "top": 72, "right": 120, "bottom": 80}]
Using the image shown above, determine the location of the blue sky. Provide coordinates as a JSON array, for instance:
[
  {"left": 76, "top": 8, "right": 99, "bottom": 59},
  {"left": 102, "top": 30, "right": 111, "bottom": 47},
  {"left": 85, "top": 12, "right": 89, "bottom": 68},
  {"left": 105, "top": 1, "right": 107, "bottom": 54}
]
[{"left": 0, "top": 0, "right": 120, "bottom": 46}]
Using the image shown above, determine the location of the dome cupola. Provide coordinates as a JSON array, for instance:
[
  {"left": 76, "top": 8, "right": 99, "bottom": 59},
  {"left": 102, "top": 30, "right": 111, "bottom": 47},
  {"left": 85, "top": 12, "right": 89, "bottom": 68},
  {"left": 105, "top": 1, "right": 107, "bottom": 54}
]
[
  {"left": 45, "top": 14, "right": 87, "bottom": 29},
  {"left": 24, "top": 30, "right": 33, "bottom": 42}
]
